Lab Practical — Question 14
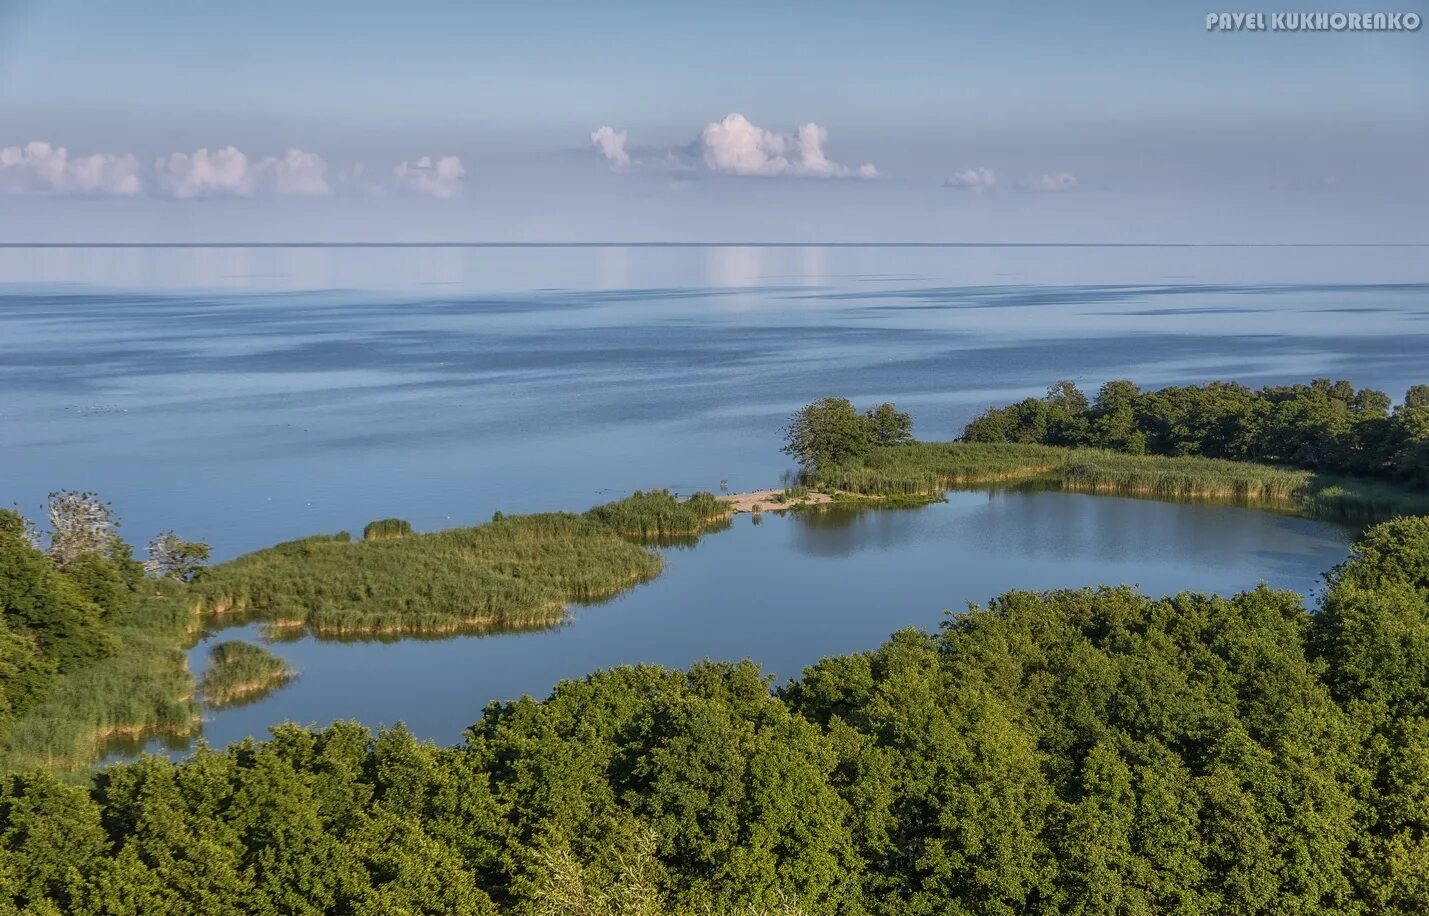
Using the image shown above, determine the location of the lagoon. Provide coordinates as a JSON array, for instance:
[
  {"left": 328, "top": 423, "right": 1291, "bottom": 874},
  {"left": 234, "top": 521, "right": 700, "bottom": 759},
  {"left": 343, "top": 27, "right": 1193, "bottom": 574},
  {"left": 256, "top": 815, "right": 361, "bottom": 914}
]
[{"left": 105, "top": 488, "right": 1351, "bottom": 762}]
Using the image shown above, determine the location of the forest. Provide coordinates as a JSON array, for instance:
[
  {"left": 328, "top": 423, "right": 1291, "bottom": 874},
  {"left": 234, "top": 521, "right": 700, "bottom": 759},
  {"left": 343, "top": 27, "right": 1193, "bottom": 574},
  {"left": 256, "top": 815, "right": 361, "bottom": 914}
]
[{"left": 961, "top": 378, "right": 1429, "bottom": 487}]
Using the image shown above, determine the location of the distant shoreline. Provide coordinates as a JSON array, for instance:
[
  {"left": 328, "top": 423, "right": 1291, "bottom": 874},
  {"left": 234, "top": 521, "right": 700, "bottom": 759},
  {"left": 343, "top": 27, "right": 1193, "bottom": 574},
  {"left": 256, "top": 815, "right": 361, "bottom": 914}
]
[{"left": 3, "top": 241, "right": 1426, "bottom": 249}]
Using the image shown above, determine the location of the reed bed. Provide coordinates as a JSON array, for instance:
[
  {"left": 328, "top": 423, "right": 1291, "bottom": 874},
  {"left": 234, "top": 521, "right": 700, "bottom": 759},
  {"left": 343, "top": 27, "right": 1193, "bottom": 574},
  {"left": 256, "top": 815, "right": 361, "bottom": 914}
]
[
  {"left": 1057, "top": 453, "right": 1310, "bottom": 501},
  {"left": 0, "top": 593, "right": 199, "bottom": 774},
  {"left": 584, "top": 489, "right": 733, "bottom": 540},
  {"left": 200, "top": 640, "right": 296, "bottom": 707},
  {"left": 191, "top": 512, "right": 663, "bottom": 637},
  {"left": 813, "top": 441, "right": 1427, "bottom": 521}
]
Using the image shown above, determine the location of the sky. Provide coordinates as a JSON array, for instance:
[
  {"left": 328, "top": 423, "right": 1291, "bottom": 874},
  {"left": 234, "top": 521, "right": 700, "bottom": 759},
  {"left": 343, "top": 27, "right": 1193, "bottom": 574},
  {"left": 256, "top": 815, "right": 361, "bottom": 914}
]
[{"left": 0, "top": 0, "right": 1424, "bottom": 243}]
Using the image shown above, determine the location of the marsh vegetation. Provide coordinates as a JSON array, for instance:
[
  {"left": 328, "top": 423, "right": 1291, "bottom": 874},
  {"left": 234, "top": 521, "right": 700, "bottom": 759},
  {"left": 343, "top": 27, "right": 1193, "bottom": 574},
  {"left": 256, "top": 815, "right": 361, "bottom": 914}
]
[
  {"left": 584, "top": 489, "right": 732, "bottom": 540},
  {"left": 200, "top": 640, "right": 295, "bottom": 708},
  {"left": 190, "top": 513, "right": 665, "bottom": 637}
]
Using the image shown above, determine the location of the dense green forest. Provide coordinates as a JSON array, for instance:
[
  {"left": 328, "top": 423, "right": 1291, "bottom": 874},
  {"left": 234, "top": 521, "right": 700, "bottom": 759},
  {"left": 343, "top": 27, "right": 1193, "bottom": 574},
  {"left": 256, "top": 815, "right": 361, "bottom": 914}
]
[
  {"left": 1, "top": 515, "right": 1426, "bottom": 914},
  {"left": 963, "top": 378, "right": 1429, "bottom": 487}
]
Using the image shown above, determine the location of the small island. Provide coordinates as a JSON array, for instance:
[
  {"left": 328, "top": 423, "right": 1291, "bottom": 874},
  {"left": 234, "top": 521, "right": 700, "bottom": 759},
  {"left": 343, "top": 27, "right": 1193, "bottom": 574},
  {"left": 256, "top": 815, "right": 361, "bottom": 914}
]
[{"left": 200, "top": 640, "right": 295, "bottom": 707}]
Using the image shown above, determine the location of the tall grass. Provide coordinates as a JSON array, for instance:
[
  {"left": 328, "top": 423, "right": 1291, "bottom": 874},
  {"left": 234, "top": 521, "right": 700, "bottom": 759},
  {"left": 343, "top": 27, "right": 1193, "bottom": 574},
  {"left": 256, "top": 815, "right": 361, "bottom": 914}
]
[
  {"left": 811, "top": 441, "right": 1428, "bottom": 521},
  {"left": 0, "top": 590, "right": 199, "bottom": 774},
  {"left": 201, "top": 640, "right": 295, "bottom": 707},
  {"left": 191, "top": 512, "right": 664, "bottom": 637},
  {"left": 585, "top": 490, "right": 732, "bottom": 540}
]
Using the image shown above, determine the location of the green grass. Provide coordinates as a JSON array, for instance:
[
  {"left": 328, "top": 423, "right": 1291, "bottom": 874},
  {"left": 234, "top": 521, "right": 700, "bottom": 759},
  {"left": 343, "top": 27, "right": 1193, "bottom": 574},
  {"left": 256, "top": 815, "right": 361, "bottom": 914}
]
[
  {"left": 810, "top": 441, "right": 1429, "bottom": 521},
  {"left": 190, "top": 512, "right": 665, "bottom": 637},
  {"left": 584, "top": 489, "right": 732, "bottom": 541},
  {"left": 200, "top": 640, "right": 295, "bottom": 707},
  {"left": 0, "top": 587, "right": 199, "bottom": 774}
]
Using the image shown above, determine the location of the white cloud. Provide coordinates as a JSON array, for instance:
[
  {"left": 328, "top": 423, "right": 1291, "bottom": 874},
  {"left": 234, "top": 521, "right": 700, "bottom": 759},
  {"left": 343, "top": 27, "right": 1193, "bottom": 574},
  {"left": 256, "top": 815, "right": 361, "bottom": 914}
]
[
  {"left": 0, "top": 141, "right": 142, "bottom": 196},
  {"left": 592, "top": 113, "right": 876, "bottom": 180},
  {"left": 394, "top": 155, "right": 465, "bottom": 198},
  {"left": 267, "top": 149, "right": 332, "bottom": 196},
  {"left": 154, "top": 147, "right": 334, "bottom": 198},
  {"left": 1019, "top": 171, "right": 1079, "bottom": 192},
  {"left": 942, "top": 167, "right": 997, "bottom": 191},
  {"left": 590, "top": 126, "right": 631, "bottom": 170}
]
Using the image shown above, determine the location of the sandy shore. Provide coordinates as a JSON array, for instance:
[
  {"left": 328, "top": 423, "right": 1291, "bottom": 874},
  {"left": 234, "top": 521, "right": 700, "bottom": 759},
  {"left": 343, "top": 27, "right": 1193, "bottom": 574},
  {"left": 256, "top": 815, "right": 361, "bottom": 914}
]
[{"left": 716, "top": 489, "right": 834, "bottom": 513}]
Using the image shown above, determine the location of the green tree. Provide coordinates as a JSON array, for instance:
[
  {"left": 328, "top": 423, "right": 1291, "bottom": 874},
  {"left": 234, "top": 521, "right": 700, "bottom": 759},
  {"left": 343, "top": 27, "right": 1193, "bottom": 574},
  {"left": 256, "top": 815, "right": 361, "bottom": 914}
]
[
  {"left": 863, "top": 403, "right": 913, "bottom": 446},
  {"left": 782, "top": 398, "right": 874, "bottom": 469}
]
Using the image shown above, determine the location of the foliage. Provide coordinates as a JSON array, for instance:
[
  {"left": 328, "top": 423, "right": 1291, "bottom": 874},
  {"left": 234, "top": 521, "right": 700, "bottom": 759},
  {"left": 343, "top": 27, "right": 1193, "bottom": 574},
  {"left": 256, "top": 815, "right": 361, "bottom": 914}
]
[
  {"left": 964, "top": 377, "right": 1429, "bottom": 488},
  {"left": 783, "top": 397, "right": 876, "bottom": 469},
  {"left": 0, "top": 591, "right": 197, "bottom": 774},
  {"left": 361, "top": 518, "right": 413, "bottom": 541},
  {"left": 0, "top": 503, "right": 196, "bottom": 772},
  {"left": 5, "top": 519, "right": 1429, "bottom": 912},
  {"left": 190, "top": 513, "right": 664, "bottom": 636},
  {"left": 863, "top": 403, "right": 913, "bottom": 447},
  {"left": 200, "top": 641, "right": 295, "bottom": 708}
]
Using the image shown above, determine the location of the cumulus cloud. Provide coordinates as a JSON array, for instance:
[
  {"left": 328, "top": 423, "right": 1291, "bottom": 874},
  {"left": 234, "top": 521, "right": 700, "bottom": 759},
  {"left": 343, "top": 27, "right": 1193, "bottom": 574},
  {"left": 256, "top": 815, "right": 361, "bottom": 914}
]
[
  {"left": 1019, "top": 171, "right": 1079, "bottom": 192},
  {"left": 590, "top": 126, "right": 631, "bottom": 170},
  {"left": 942, "top": 167, "right": 997, "bottom": 191},
  {"left": 267, "top": 149, "right": 332, "bottom": 196},
  {"left": 2, "top": 141, "right": 479, "bottom": 200},
  {"left": 592, "top": 113, "right": 876, "bottom": 180},
  {"left": 0, "top": 141, "right": 142, "bottom": 196},
  {"left": 394, "top": 155, "right": 465, "bottom": 198},
  {"left": 154, "top": 147, "right": 334, "bottom": 198}
]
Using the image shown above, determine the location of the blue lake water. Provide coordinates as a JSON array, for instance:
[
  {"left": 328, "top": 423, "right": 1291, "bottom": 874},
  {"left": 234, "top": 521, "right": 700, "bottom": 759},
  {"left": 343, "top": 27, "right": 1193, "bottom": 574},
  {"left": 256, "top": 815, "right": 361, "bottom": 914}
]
[
  {"left": 0, "top": 244, "right": 1422, "bottom": 758},
  {"left": 133, "top": 491, "right": 1349, "bottom": 760}
]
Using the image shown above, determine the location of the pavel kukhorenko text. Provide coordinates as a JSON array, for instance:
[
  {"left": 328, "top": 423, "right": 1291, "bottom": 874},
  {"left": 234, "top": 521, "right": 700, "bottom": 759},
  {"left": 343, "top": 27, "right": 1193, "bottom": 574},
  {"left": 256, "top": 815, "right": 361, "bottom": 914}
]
[{"left": 1206, "top": 11, "right": 1421, "bottom": 30}]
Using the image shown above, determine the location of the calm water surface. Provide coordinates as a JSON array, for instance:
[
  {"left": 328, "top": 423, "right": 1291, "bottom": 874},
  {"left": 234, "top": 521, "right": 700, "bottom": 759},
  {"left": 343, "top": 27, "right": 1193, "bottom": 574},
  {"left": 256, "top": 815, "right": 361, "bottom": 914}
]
[
  {"left": 2, "top": 245, "right": 1424, "bottom": 557},
  {"left": 113, "top": 489, "right": 1349, "bottom": 762},
  {"left": 0, "top": 245, "right": 1416, "bottom": 759}
]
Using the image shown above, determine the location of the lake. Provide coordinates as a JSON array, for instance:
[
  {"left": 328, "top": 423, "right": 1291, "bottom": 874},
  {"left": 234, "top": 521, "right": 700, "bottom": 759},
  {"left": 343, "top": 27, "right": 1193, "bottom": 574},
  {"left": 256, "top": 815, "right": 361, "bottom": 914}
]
[
  {"left": 0, "top": 244, "right": 1420, "bottom": 759},
  {"left": 109, "top": 488, "right": 1350, "bottom": 761}
]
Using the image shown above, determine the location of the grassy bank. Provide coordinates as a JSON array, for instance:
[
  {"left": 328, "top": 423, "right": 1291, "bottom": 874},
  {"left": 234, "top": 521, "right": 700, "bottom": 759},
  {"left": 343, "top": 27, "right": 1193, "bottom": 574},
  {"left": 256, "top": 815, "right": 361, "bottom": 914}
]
[
  {"left": 809, "top": 441, "right": 1429, "bottom": 520},
  {"left": 190, "top": 512, "right": 665, "bottom": 637},
  {"left": 0, "top": 588, "right": 199, "bottom": 774},
  {"left": 200, "top": 640, "right": 295, "bottom": 707}
]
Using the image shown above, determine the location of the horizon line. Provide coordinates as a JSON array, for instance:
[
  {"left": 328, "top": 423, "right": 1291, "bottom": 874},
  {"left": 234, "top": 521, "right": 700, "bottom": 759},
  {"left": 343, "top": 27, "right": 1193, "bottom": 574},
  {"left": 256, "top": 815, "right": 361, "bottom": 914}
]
[{"left": 1, "top": 241, "right": 1427, "bottom": 249}]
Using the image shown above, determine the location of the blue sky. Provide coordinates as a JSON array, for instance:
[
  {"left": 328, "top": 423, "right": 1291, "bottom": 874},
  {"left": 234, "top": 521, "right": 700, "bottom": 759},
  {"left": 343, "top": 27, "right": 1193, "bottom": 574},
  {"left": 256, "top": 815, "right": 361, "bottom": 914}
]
[{"left": 0, "top": 0, "right": 1424, "bottom": 242}]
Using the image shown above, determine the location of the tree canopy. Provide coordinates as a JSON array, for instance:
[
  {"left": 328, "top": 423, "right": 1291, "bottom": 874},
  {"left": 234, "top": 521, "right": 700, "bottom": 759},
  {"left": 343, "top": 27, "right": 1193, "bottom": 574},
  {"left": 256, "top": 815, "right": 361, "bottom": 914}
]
[
  {"left": 963, "top": 378, "right": 1429, "bottom": 488},
  {"left": 783, "top": 398, "right": 912, "bottom": 470}
]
